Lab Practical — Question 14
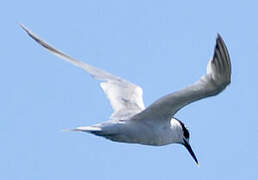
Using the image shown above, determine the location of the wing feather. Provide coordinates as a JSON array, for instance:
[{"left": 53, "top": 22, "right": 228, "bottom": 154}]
[
  {"left": 21, "top": 24, "right": 145, "bottom": 120},
  {"left": 135, "top": 34, "right": 231, "bottom": 121}
]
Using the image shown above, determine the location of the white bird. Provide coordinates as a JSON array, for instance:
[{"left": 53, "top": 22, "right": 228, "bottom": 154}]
[{"left": 21, "top": 24, "right": 231, "bottom": 165}]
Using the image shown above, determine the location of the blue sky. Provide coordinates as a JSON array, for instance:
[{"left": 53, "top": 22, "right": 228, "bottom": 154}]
[{"left": 1, "top": 0, "right": 258, "bottom": 179}]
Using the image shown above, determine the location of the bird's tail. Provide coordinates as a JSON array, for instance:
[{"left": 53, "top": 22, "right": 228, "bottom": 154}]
[
  {"left": 63, "top": 124, "right": 120, "bottom": 141},
  {"left": 63, "top": 125, "right": 116, "bottom": 138},
  {"left": 63, "top": 126, "right": 102, "bottom": 133}
]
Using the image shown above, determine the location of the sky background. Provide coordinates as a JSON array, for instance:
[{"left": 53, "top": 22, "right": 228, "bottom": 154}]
[{"left": 1, "top": 0, "right": 258, "bottom": 179}]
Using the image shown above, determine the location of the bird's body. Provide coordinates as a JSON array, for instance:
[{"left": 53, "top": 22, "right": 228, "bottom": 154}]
[
  {"left": 79, "top": 117, "right": 182, "bottom": 146},
  {"left": 21, "top": 24, "right": 231, "bottom": 164}
]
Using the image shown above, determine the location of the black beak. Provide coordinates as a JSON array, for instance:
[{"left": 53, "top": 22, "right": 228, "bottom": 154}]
[{"left": 183, "top": 139, "right": 199, "bottom": 165}]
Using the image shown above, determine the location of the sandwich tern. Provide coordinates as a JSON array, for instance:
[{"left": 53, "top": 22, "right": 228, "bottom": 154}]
[{"left": 21, "top": 24, "right": 231, "bottom": 165}]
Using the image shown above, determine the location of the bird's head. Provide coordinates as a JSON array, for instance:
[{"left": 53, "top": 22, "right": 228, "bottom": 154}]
[{"left": 174, "top": 119, "right": 199, "bottom": 165}]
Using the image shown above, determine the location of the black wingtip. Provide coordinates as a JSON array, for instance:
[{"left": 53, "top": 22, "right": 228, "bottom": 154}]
[
  {"left": 217, "top": 33, "right": 222, "bottom": 39},
  {"left": 216, "top": 33, "right": 225, "bottom": 44},
  {"left": 213, "top": 33, "right": 231, "bottom": 84}
]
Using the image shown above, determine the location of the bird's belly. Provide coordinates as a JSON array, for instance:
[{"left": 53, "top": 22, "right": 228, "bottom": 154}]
[{"left": 106, "top": 121, "right": 173, "bottom": 146}]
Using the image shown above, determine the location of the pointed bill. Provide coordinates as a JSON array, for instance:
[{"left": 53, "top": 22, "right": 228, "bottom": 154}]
[{"left": 183, "top": 139, "right": 199, "bottom": 165}]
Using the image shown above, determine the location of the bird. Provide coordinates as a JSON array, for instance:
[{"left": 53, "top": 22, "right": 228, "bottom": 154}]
[{"left": 21, "top": 24, "right": 231, "bottom": 165}]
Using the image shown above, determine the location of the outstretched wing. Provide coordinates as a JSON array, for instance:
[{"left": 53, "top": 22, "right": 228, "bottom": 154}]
[
  {"left": 135, "top": 34, "right": 231, "bottom": 121},
  {"left": 21, "top": 24, "right": 145, "bottom": 120}
]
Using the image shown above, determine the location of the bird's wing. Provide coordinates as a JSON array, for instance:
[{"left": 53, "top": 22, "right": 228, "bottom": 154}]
[
  {"left": 21, "top": 24, "right": 145, "bottom": 120},
  {"left": 134, "top": 34, "right": 231, "bottom": 121}
]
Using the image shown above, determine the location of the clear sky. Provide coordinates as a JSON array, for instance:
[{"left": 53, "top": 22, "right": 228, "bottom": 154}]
[{"left": 1, "top": 0, "right": 258, "bottom": 179}]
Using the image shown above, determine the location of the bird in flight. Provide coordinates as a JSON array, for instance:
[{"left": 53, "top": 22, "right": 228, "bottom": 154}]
[{"left": 21, "top": 24, "right": 231, "bottom": 165}]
